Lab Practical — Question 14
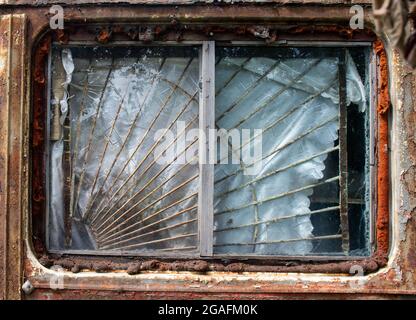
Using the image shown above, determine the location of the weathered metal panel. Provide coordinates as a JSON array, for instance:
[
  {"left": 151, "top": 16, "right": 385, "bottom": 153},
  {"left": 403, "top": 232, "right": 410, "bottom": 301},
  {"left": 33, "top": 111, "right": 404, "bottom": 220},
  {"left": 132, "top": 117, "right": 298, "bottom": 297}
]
[
  {"left": 0, "top": 13, "right": 27, "bottom": 300},
  {"left": 0, "top": 2, "right": 413, "bottom": 300},
  {"left": 0, "top": 0, "right": 374, "bottom": 6}
]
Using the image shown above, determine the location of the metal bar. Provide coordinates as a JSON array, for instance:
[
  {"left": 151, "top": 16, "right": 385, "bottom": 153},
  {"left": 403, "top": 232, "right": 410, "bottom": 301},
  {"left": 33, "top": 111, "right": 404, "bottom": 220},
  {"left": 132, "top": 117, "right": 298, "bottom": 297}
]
[
  {"left": 215, "top": 115, "right": 339, "bottom": 185},
  {"left": 214, "top": 234, "right": 343, "bottom": 247},
  {"left": 214, "top": 56, "right": 269, "bottom": 252},
  {"left": 45, "top": 46, "right": 53, "bottom": 251},
  {"left": 63, "top": 122, "right": 72, "bottom": 247},
  {"left": 91, "top": 89, "right": 187, "bottom": 216},
  {"left": 82, "top": 81, "right": 131, "bottom": 221},
  {"left": 224, "top": 41, "right": 373, "bottom": 47},
  {"left": 216, "top": 82, "right": 338, "bottom": 166},
  {"left": 92, "top": 112, "right": 195, "bottom": 223},
  {"left": 51, "top": 53, "right": 73, "bottom": 247},
  {"left": 215, "top": 176, "right": 340, "bottom": 216},
  {"left": 91, "top": 97, "right": 198, "bottom": 224},
  {"left": 216, "top": 146, "right": 339, "bottom": 199},
  {"left": 160, "top": 77, "right": 199, "bottom": 102},
  {"left": 215, "top": 60, "right": 282, "bottom": 123},
  {"left": 70, "top": 79, "right": 129, "bottom": 98},
  {"left": 216, "top": 121, "right": 262, "bottom": 252},
  {"left": 60, "top": 40, "right": 373, "bottom": 48},
  {"left": 69, "top": 60, "right": 91, "bottom": 222},
  {"left": 93, "top": 137, "right": 198, "bottom": 234},
  {"left": 311, "top": 197, "right": 364, "bottom": 205},
  {"left": 91, "top": 114, "right": 197, "bottom": 225},
  {"left": 100, "top": 205, "right": 198, "bottom": 247},
  {"left": 199, "top": 41, "right": 215, "bottom": 257},
  {"left": 95, "top": 173, "right": 199, "bottom": 240},
  {"left": 44, "top": 248, "right": 365, "bottom": 260},
  {"left": 221, "top": 58, "right": 319, "bottom": 98},
  {"left": 93, "top": 138, "right": 198, "bottom": 234},
  {"left": 50, "top": 50, "right": 72, "bottom": 246},
  {"left": 89, "top": 58, "right": 195, "bottom": 221},
  {"left": 103, "top": 201, "right": 197, "bottom": 245},
  {"left": 71, "top": 57, "right": 114, "bottom": 219},
  {"left": 338, "top": 49, "right": 350, "bottom": 255},
  {"left": 220, "top": 123, "right": 261, "bottom": 252},
  {"left": 111, "top": 233, "right": 198, "bottom": 251},
  {"left": 101, "top": 217, "right": 198, "bottom": 250},
  {"left": 60, "top": 41, "right": 205, "bottom": 47},
  {"left": 159, "top": 246, "right": 198, "bottom": 252},
  {"left": 215, "top": 57, "right": 251, "bottom": 96},
  {"left": 369, "top": 48, "right": 377, "bottom": 248},
  {"left": 221, "top": 59, "right": 322, "bottom": 131},
  {"left": 99, "top": 193, "right": 198, "bottom": 244},
  {"left": 84, "top": 58, "right": 167, "bottom": 222},
  {"left": 214, "top": 206, "right": 340, "bottom": 233}
]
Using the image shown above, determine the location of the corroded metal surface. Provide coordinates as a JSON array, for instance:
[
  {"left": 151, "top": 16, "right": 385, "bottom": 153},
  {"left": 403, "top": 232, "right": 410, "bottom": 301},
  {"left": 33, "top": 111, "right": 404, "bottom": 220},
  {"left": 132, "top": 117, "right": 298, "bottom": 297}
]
[
  {"left": 0, "top": 0, "right": 374, "bottom": 6},
  {"left": 0, "top": 13, "right": 27, "bottom": 300},
  {"left": 0, "top": 2, "right": 414, "bottom": 299},
  {"left": 28, "top": 23, "right": 388, "bottom": 275}
]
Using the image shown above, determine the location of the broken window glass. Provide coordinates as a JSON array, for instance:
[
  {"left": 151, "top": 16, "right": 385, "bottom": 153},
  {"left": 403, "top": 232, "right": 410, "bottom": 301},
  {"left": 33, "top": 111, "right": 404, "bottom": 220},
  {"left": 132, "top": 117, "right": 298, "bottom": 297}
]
[
  {"left": 213, "top": 46, "right": 371, "bottom": 256},
  {"left": 48, "top": 46, "right": 200, "bottom": 253},
  {"left": 47, "top": 43, "right": 371, "bottom": 258}
]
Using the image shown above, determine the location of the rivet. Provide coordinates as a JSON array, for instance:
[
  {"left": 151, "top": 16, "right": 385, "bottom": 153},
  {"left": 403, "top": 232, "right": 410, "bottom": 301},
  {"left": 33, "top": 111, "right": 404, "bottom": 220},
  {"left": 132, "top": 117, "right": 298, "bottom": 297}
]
[{"left": 22, "top": 280, "right": 34, "bottom": 295}]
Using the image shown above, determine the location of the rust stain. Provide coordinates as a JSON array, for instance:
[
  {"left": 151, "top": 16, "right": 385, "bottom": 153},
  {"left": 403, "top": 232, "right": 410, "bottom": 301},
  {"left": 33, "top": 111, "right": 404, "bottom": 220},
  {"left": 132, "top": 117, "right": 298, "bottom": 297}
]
[
  {"left": 0, "top": 0, "right": 410, "bottom": 300},
  {"left": 374, "top": 40, "right": 390, "bottom": 115},
  {"left": 374, "top": 40, "right": 390, "bottom": 263},
  {"left": 406, "top": 218, "right": 416, "bottom": 269},
  {"left": 94, "top": 24, "right": 279, "bottom": 43},
  {"left": 31, "top": 35, "right": 51, "bottom": 255},
  {"left": 33, "top": 38, "right": 49, "bottom": 86},
  {"left": 27, "top": 26, "right": 390, "bottom": 275},
  {"left": 54, "top": 29, "right": 69, "bottom": 45},
  {"left": 288, "top": 25, "right": 357, "bottom": 39},
  {"left": 39, "top": 254, "right": 383, "bottom": 275},
  {"left": 26, "top": 288, "right": 408, "bottom": 300},
  {"left": 9, "top": 4, "right": 405, "bottom": 296},
  {"left": 96, "top": 28, "right": 112, "bottom": 44}
]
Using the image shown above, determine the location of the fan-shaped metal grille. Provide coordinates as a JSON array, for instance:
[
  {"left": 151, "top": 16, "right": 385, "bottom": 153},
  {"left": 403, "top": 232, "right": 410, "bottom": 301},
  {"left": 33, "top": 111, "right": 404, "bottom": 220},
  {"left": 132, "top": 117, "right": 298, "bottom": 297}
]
[
  {"left": 212, "top": 47, "right": 365, "bottom": 256},
  {"left": 49, "top": 46, "right": 200, "bottom": 253},
  {"left": 48, "top": 44, "right": 370, "bottom": 257}
]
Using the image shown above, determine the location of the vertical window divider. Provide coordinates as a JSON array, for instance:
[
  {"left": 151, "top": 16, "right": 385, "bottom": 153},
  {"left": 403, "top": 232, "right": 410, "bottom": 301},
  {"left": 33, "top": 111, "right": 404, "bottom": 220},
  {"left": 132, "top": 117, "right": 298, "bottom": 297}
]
[
  {"left": 199, "top": 41, "right": 215, "bottom": 257},
  {"left": 338, "top": 48, "right": 350, "bottom": 255}
]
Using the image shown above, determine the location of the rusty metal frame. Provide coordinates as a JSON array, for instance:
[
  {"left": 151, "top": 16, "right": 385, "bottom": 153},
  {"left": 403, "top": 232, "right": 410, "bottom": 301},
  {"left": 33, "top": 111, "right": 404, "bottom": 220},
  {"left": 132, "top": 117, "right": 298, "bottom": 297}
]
[
  {"left": 1, "top": 2, "right": 414, "bottom": 299},
  {"left": 337, "top": 48, "right": 350, "bottom": 254},
  {"left": 43, "top": 41, "right": 367, "bottom": 259},
  {"left": 28, "top": 24, "right": 387, "bottom": 268},
  {"left": 0, "top": 13, "right": 27, "bottom": 300},
  {"left": 34, "top": 26, "right": 388, "bottom": 272}
]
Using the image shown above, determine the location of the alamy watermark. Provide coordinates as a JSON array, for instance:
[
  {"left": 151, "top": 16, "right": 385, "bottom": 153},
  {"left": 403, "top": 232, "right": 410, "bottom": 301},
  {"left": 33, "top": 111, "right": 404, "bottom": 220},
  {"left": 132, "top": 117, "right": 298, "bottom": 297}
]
[
  {"left": 49, "top": 5, "right": 64, "bottom": 30},
  {"left": 349, "top": 264, "right": 365, "bottom": 290},
  {"left": 154, "top": 121, "right": 263, "bottom": 176},
  {"left": 350, "top": 5, "right": 364, "bottom": 30},
  {"left": 48, "top": 4, "right": 365, "bottom": 35},
  {"left": 49, "top": 265, "right": 65, "bottom": 290}
]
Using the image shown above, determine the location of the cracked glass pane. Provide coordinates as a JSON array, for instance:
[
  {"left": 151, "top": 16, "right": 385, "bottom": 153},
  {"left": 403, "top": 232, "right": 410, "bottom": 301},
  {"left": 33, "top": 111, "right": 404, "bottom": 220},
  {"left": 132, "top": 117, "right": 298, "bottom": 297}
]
[
  {"left": 47, "top": 43, "right": 371, "bottom": 258},
  {"left": 213, "top": 46, "right": 371, "bottom": 256},
  {"left": 48, "top": 46, "right": 200, "bottom": 254}
]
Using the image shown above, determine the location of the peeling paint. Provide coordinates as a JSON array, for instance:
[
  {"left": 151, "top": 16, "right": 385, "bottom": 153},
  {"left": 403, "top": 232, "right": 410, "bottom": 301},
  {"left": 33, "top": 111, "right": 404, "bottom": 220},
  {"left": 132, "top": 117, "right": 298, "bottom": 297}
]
[{"left": 0, "top": 2, "right": 414, "bottom": 299}]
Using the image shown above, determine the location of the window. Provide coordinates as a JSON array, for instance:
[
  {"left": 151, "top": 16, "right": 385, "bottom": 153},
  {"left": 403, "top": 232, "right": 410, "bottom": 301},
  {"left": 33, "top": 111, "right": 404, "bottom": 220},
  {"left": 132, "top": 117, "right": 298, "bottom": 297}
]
[{"left": 46, "top": 42, "right": 372, "bottom": 258}]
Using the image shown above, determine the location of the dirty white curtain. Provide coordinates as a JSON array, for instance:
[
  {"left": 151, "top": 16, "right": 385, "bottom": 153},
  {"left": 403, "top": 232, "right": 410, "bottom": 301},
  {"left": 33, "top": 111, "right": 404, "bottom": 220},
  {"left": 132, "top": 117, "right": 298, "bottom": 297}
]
[
  {"left": 214, "top": 53, "right": 366, "bottom": 255},
  {"left": 49, "top": 48, "right": 200, "bottom": 251},
  {"left": 49, "top": 47, "right": 366, "bottom": 256}
]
